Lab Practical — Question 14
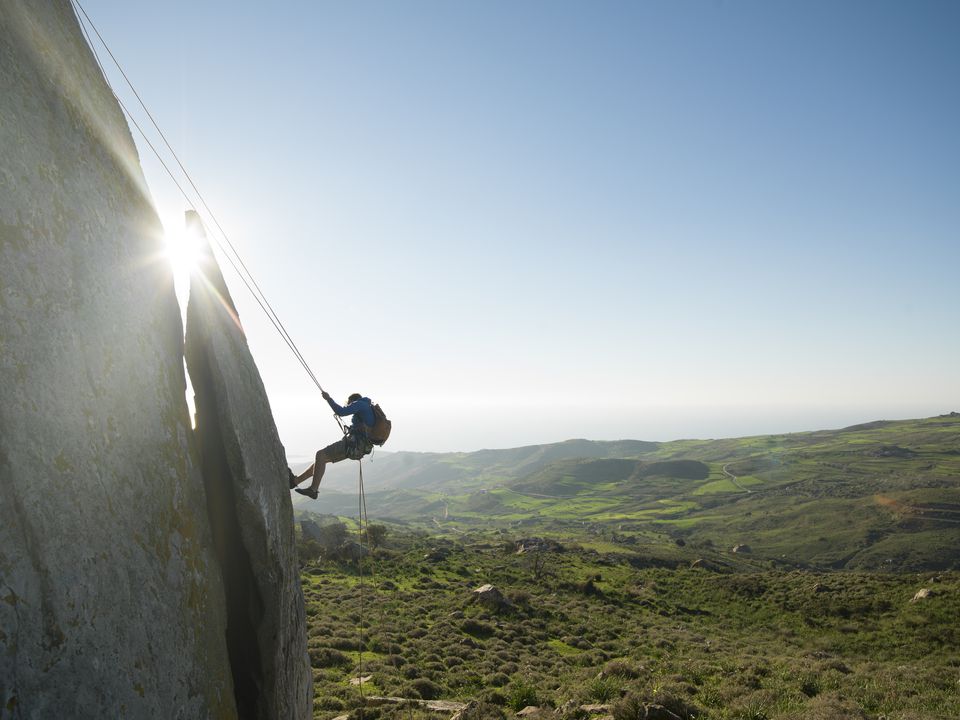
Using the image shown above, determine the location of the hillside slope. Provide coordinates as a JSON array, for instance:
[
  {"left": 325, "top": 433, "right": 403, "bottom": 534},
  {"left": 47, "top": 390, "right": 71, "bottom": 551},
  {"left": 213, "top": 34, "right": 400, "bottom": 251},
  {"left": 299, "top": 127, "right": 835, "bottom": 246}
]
[{"left": 295, "top": 414, "right": 960, "bottom": 570}]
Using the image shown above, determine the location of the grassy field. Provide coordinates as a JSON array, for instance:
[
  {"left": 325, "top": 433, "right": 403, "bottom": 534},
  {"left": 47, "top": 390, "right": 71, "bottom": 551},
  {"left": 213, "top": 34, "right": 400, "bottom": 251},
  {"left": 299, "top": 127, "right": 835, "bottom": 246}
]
[
  {"left": 298, "top": 528, "right": 959, "bottom": 720},
  {"left": 302, "top": 528, "right": 960, "bottom": 720},
  {"left": 293, "top": 415, "right": 959, "bottom": 717}
]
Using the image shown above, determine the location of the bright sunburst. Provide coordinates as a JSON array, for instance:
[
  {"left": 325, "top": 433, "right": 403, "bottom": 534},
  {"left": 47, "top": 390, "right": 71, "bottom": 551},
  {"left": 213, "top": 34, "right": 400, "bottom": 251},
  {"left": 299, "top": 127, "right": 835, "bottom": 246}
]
[
  {"left": 162, "top": 214, "right": 207, "bottom": 311},
  {"left": 164, "top": 223, "right": 204, "bottom": 280}
]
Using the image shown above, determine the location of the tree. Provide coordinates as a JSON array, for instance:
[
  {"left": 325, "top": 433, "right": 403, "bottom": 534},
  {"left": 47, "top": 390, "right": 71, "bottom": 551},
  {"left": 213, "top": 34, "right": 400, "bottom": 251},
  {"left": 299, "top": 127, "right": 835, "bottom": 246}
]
[{"left": 366, "top": 524, "right": 388, "bottom": 550}]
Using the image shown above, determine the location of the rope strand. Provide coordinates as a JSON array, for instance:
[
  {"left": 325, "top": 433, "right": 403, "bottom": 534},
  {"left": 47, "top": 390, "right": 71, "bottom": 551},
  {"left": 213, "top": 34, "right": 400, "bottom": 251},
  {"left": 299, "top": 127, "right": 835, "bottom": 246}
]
[
  {"left": 357, "top": 459, "right": 366, "bottom": 704},
  {"left": 70, "top": 0, "right": 347, "bottom": 433}
]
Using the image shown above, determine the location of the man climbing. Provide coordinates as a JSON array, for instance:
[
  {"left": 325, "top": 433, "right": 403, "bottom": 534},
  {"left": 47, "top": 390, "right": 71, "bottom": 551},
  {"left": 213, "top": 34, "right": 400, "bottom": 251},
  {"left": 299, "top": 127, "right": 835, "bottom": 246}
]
[{"left": 290, "top": 391, "right": 380, "bottom": 500}]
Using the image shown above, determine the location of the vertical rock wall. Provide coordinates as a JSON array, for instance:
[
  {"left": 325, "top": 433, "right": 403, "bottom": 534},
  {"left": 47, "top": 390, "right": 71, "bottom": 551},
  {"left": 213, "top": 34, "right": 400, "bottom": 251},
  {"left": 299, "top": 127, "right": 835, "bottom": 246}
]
[
  {"left": 185, "top": 226, "right": 313, "bottom": 720},
  {"left": 0, "top": 2, "right": 310, "bottom": 718},
  {"left": 0, "top": 2, "right": 237, "bottom": 716}
]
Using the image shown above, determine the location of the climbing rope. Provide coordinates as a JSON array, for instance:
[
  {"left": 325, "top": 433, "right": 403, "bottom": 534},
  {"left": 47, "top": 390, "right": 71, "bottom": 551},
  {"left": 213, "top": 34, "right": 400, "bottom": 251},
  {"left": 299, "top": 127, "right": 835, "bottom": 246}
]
[
  {"left": 357, "top": 459, "right": 367, "bottom": 701},
  {"left": 71, "top": 0, "right": 346, "bottom": 434},
  {"left": 355, "top": 456, "right": 385, "bottom": 708}
]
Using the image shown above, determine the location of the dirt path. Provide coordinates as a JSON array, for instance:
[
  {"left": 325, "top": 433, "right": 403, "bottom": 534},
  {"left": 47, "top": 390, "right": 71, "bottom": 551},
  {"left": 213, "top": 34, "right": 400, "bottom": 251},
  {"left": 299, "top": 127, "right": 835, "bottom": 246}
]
[{"left": 722, "top": 463, "right": 752, "bottom": 493}]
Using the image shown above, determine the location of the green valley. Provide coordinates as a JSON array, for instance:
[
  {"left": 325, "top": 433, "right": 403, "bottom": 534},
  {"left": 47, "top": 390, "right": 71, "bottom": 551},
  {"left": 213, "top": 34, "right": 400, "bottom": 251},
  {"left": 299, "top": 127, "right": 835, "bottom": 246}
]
[
  {"left": 297, "top": 414, "right": 960, "bottom": 572},
  {"left": 294, "top": 415, "right": 959, "bottom": 719}
]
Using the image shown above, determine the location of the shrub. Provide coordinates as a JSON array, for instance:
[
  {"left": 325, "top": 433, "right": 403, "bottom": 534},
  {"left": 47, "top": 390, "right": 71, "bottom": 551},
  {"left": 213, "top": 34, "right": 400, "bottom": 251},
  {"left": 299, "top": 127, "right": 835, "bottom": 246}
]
[
  {"left": 509, "top": 590, "right": 532, "bottom": 606},
  {"left": 309, "top": 647, "right": 351, "bottom": 668},
  {"left": 587, "top": 676, "right": 622, "bottom": 703},
  {"left": 602, "top": 660, "right": 643, "bottom": 679},
  {"left": 486, "top": 672, "right": 510, "bottom": 687},
  {"left": 409, "top": 678, "right": 443, "bottom": 700},
  {"left": 507, "top": 680, "right": 540, "bottom": 711},
  {"left": 315, "top": 696, "right": 345, "bottom": 711},
  {"left": 457, "top": 701, "right": 507, "bottom": 720},
  {"left": 462, "top": 619, "right": 495, "bottom": 638},
  {"left": 329, "top": 636, "right": 362, "bottom": 651}
]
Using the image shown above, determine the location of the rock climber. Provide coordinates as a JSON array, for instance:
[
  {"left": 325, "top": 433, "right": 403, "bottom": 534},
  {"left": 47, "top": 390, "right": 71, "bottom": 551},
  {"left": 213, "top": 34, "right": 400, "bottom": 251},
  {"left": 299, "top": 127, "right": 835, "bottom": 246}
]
[{"left": 290, "top": 391, "right": 377, "bottom": 500}]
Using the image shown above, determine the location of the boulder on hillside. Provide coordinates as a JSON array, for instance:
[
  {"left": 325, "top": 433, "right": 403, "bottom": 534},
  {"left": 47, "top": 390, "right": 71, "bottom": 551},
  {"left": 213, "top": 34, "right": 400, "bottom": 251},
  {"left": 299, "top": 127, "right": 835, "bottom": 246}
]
[
  {"left": 516, "top": 706, "right": 557, "bottom": 720},
  {"left": 471, "top": 583, "right": 514, "bottom": 612},
  {"left": 451, "top": 700, "right": 506, "bottom": 720},
  {"left": 301, "top": 518, "right": 348, "bottom": 551},
  {"left": 338, "top": 541, "right": 370, "bottom": 561},
  {"left": 910, "top": 588, "right": 932, "bottom": 603},
  {"left": 732, "top": 544, "right": 752, "bottom": 554}
]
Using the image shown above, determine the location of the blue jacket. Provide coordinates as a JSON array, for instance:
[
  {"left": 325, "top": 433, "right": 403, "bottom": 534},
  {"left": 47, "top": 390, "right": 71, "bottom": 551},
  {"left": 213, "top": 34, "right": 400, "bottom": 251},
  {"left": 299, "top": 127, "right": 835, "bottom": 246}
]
[{"left": 326, "top": 396, "right": 375, "bottom": 432}]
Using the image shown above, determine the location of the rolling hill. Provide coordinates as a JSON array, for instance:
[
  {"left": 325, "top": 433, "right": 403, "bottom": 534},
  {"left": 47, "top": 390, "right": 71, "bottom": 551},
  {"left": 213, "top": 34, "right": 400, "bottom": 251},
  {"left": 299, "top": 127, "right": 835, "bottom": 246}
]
[{"left": 294, "top": 414, "right": 960, "bottom": 571}]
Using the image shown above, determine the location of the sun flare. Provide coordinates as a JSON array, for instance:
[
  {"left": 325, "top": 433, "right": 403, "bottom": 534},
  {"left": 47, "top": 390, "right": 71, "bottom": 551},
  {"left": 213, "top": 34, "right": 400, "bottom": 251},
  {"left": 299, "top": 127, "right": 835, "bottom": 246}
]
[{"left": 163, "top": 223, "right": 204, "bottom": 280}]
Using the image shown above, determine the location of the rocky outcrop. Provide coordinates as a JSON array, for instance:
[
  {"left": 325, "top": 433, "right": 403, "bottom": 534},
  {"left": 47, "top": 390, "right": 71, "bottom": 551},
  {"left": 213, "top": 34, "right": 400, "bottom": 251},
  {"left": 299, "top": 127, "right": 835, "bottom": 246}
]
[
  {"left": 471, "top": 584, "right": 513, "bottom": 612},
  {"left": 302, "top": 517, "right": 348, "bottom": 551},
  {"left": 185, "top": 225, "right": 312, "bottom": 719},
  {"left": 0, "top": 1, "right": 234, "bottom": 716},
  {"left": 1, "top": 2, "right": 310, "bottom": 717}
]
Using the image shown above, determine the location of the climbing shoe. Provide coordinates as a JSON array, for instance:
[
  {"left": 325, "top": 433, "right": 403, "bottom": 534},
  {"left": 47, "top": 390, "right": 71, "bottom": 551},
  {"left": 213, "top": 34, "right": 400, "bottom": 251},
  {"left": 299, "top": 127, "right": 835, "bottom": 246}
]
[
  {"left": 288, "top": 469, "right": 299, "bottom": 488},
  {"left": 295, "top": 487, "right": 318, "bottom": 500}
]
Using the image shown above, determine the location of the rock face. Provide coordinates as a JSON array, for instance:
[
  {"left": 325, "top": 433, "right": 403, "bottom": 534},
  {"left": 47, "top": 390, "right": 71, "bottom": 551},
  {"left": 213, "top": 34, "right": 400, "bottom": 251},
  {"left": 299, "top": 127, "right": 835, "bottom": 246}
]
[
  {"left": 185, "top": 227, "right": 312, "bottom": 719},
  {"left": 0, "top": 2, "right": 236, "bottom": 717},
  {"left": 0, "top": 2, "right": 310, "bottom": 717}
]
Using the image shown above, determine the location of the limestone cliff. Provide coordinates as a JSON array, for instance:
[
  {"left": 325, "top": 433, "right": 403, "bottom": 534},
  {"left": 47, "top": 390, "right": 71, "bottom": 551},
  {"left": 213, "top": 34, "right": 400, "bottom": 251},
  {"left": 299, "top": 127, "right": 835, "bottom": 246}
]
[{"left": 0, "top": 2, "right": 309, "bottom": 717}]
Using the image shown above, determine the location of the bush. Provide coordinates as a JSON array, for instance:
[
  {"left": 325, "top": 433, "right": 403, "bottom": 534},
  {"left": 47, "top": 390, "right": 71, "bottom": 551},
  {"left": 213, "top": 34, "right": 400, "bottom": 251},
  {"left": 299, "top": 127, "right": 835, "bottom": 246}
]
[
  {"left": 309, "top": 647, "right": 351, "bottom": 668},
  {"left": 507, "top": 680, "right": 540, "bottom": 711},
  {"left": 457, "top": 701, "right": 507, "bottom": 720},
  {"left": 480, "top": 689, "right": 508, "bottom": 706},
  {"left": 329, "top": 636, "right": 362, "bottom": 651},
  {"left": 486, "top": 672, "right": 510, "bottom": 687},
  {"left": 315, "top": 696, "right": 345, "bottom": 711},
  {"left": 462, "top": 618, "right": 495, "bottom": 638},
  {"left": 587, "top": 676, "right": 622, "bottom": 702},
  {"left": 409, "top": 678, "right": 443, "bottom": 700}
]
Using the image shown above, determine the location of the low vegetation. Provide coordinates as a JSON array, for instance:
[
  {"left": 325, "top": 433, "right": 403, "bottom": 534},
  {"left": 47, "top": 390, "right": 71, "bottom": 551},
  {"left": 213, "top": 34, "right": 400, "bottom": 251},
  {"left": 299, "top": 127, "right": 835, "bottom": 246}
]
[
  {"left": 299, "top": 528, "right": 960, "bottom": 720},
  {"left": 297, "top": 416, "right": 959, "bottom": 718}
]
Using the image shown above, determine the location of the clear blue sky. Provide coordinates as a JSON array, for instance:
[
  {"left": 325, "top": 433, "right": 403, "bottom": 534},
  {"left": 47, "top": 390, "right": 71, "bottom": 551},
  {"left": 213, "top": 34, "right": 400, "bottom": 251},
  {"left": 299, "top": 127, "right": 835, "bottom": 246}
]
[{"left": 82, "top": 0, "right": 959, "bottom": 454}]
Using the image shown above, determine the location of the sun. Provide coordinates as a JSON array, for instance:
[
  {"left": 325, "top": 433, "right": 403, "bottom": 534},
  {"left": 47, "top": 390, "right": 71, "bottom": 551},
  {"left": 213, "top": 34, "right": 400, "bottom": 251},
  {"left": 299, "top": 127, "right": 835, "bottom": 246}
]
[
  {"left": 163, "top": 219, "right": 204, "bottom": 280},
  {"left": 162, "top": 213, "right": 209, "bottom": 312}
]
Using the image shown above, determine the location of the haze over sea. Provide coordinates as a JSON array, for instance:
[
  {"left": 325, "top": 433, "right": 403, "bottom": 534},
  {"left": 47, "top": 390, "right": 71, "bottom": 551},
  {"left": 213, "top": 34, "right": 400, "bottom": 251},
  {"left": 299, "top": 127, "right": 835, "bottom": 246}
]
[{"left": 85, "top": 0, "right": 960, "bottom": 454}]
